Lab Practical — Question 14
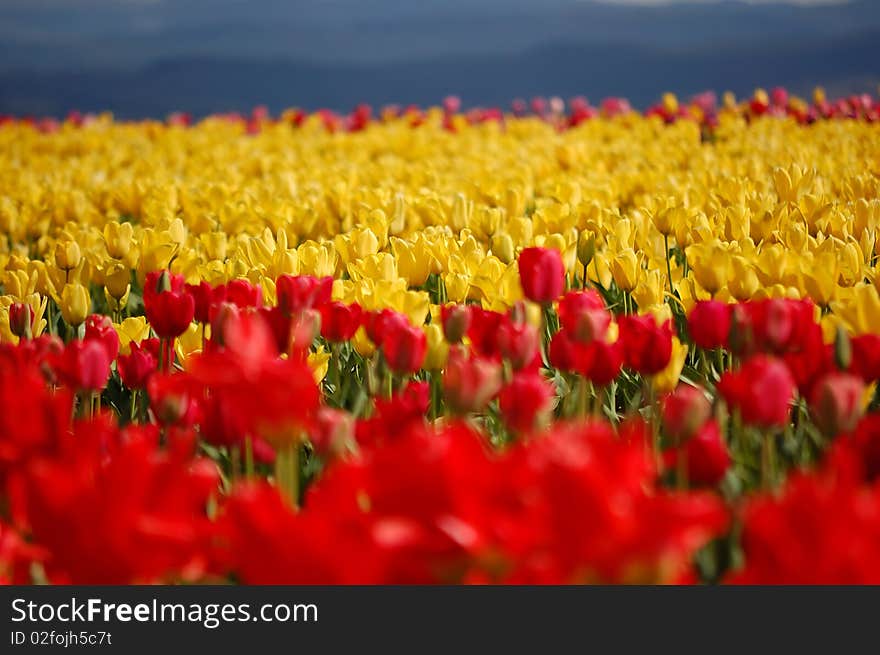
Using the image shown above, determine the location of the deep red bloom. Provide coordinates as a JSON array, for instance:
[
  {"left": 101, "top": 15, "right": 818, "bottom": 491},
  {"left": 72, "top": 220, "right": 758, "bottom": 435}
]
[
  {"left": 84, "top": 314, "right": 119, "bottom": 363},
  {"left": 579, "top": 339, "right": 624, "bottom": 386},
  {"left": 381, "top": 321, "right": 427, "bottom": 374},
  {"left": 617, "top": 314, "right": 673, "bottom": 375},
  {"left": 687, "top": 300, "right": 731, "bottom": 350},
  {"left": 729, "top": 466, "right": 880, "bottom": 584},
  {"left": 48, "top": 339, "right": 112, "bottom": 392},
  {"left": 665, "top": 420, "right": 730, "bottom": 487},
  {"left": 442, "top": 347, "right": 502, "bottom": 415},
  {"left": 499, "top": 372, "right": 555, "bottom": 433},
  {"left": 548, "top": 329, "right": 579, "bottom": 372},
  {"left": 365, "top": 309, "right": 408, "bottom": 345},
  {"left": 558, "top": 290, "right": 609, "bottom": 343},
  {"left": 809, "top": 371, "right": 865, "bottom": 436},
  {"left": 20, "top": 427, "right": 219, "bottom": 583},
  {"left": 185, "top": 281, "right": 214, "bottom": 324},
  {"left": 441, "top": 304, "right": 472, "bottom": 344},
  {"left": 320, "top": 302, "right": 363, "bottom": 342},
  {"left": 356, "top": 382, "right": 430, "bottom": 447},
  {"left": 718, "top": 355, "right": 796, "bottom": 428},
  {"left": 224, "top": 279, "right": 263, "bottom": 309},
  {"left": 662, "top": 385, "right": 712, "bottom": 444},
  {"left": 276, "top": 275, "right": 333, "bottom": 315},
  {"left": 518, "top": 247, "right": 565, "bottom": 304},
  {"left": 117, "top": 342, "right": 157, "bottom": 390},
  {"left": 466, "top": 308, "right": 506, "bottom": 358},
  {"left": 850, "top": 334, "right": 880, "bottom": 382},
  {"left": 8, "top": 303, "right": 34, "bottom": 339},
  {"left": 144, "top": 272, "right": 195, "bottom": 339},
  {"left": 496, "top": 320, "right": 540, "bottom": 370}
]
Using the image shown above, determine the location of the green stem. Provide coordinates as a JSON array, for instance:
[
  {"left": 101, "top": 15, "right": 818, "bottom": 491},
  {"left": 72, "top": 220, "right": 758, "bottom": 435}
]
[
  {"left": 664, "top": 233, "right": 674, "bottom": 298},
  {"left": 244, "top": 435, "right": 255, "bottom": 480}
]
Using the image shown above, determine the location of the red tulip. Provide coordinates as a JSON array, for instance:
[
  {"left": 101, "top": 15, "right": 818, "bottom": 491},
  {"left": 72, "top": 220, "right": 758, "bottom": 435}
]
[
  {"left": 688, "top": 300, "right": 731, "bottom": 350},
  {"left": 666, "top": 420, "right": 730, "bottom": 487},
  {"left": 849, "top": 334, "right": 880, "bottom": 381},
  {"left": 442, "top": 347, "right": 502, "bottom": 414},
  {"left": 558, "top": 290, "right": 609, "bottom": 343},
  {"left": 579, "top": 339, "right": 624, "bottom": 386},
  {"left": 441, "top": 304, "right": 472, "bottom": 344},
  {"left": 275, "top": 275, "right": 332, "bottom": 315},
  {"left": 809, "top": 371, "right": 865, "bottom": 436},
  {"left": 381, "top": 321, "right": 426, "bottom": 374},
  {"left": 499, "top": 371, "right": 555, "bottom": 433},
  {"left": 8, "top": 302, "right": 33, "bottom": 339},
  {"left": 719, "top": 355, "right": 796, "bottom": 428},
  {"left": 49, "top": 339, "right": 112, "bottom": 392},
  {"left": 466, "top": 308, "right": 506, "bottom": 357},
  {"left": 496, "top": 320, "right": 540, "bottom": 370},
  {"left": 662, "top": 385, "right": 712, "bottom": 444},
  {"left": 365, "top": 309, "right": 408, "bottom": 345},
  {"left": 117, "top": 342, "right": 157, "bottom": 390},
  {"left": 144, "top": 271, "right": 195, "bottom": 339},
  {"left": 84, "top": 314, "right": 119, "bottom": 363},
  {"left": 618, "top": 314, "right": 673, "bottom": 375},
  {"left": 319, "top": 302, "right": 362, "bottom": 342},
  {"left": 518, "top": 247, "right": 565, "bottom": 304},
  {"left": 225, "top": 279, "right": 263, "bottom": 309},
  {"left": 185, "top": 281, "right": 214, "bottom": 324}
]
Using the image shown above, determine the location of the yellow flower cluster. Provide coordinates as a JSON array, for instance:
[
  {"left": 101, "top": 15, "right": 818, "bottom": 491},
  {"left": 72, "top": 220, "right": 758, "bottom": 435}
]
[{"left": 1, "top": 111, "right": 879, "bottom": 353}]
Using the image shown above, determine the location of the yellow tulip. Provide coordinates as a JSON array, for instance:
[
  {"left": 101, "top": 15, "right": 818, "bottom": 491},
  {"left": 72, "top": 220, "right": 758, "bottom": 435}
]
[
  {"left": 610, "top": 249, "right": 641, "bottom": 292},
  {"left": 103, "top": 221, "right": 134, "bottom": 259},
  {"left": 423, "top": 323, "right": 449, "bottom": 370},
  {"left": 687, "top": 240, "right": 730, "bottom": 296},
  {"left": 60, "top": 283, "right": 90, "bottom": 327},
  {"left": 652, "top": 337, "right": 688, "bottom": 394},
  {"left": 54, "top": 240, "right": 81, "bottom": 271}
]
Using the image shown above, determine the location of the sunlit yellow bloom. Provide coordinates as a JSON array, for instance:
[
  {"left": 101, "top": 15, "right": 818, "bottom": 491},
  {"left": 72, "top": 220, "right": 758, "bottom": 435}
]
[
  {"left": 115, "top": 316, "right": 150, "bottom": 355},
  {"left": 652, "top": 337, "right": 688, "bottom": 394},
  {"left": 60, "top": 283, "right": 90, "bottom": 327},
  {"left": 423, "top": 323, "right": 449, "bottom": 370},
  {"left": 610, "top": 250, "right": 641, "bottom": 292}
]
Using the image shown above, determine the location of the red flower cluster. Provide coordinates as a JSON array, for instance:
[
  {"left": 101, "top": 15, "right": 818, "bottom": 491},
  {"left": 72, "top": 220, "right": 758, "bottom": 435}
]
[{"left": 218, "top": 421, "right": 728, "bottom": 584}]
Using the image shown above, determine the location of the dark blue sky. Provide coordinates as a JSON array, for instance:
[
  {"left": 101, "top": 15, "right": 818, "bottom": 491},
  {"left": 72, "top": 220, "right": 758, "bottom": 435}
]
[{"left": 0, "top": 0, "right": 875, "bottom": 116}]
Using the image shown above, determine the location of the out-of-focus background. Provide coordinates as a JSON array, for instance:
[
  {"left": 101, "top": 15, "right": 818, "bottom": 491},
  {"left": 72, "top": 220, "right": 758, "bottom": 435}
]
[{"left": 0, "top": 0, "right": 877, "bottom": 118}]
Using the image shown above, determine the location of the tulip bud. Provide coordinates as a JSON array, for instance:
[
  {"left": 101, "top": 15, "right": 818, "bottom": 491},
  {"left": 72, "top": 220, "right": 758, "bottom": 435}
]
[
  {"left": 518, "top": 247, "right": 565, "bottom": 305},
  {"left": 834, "top": 325, "right": 852, "bottom": 371},
  {"left": 154, "top": 388, "right": 190, "bottom": 425},
  {"left": 60, "top": 283, "right": 91, "bottom": 327},
  {"left": 310, "top": 406, "right": 356, "bottom": 458},
  {"left": 499, "top": 371, "right": 556, "bottom": 433},
  {"left": 810, "top": 372, "right": 865, "bottom": 436},
  {"left": 577, "top": 231, "right": 596, "bottom": 269},
  {"left": 104, "top": 262, "right": 131, "bottom": 300},
  {"left": 423, "top": 323, "right": 449, "bottom": 371},
  {"left": 54, "top": 239, "right": 81, "bottom": 271},
  {"left": 103, "top": 221, "right": 134, "bottom": 259},
  {"left": 8, "top": 302, "right": 33, "bottom": 339},
  {"left": 727, "top": 304, "right": 754, "bottom": 356},
  {"left": 663, "top": 385, "right": 712, "bottom": 445},
  {"left": 497, "top": 320, "right": 540, "bottom": 370},
  {"left": 291, "top": 309, "right": 322, "bottom": 353},
  {"left": 382, "top": 321, "right": 427, "bottom": 374},
  {"left": 441, "top": 304, "right": 472, "bottom": 344},
  {"left": 209, "top": 302, "right": 240, "bottom": 347},
  {"left": 443, "top": 348, "right": 503, "bottom": 414},
  {"left": 491, "top": 232, "right": 515, "bottom": 265}
]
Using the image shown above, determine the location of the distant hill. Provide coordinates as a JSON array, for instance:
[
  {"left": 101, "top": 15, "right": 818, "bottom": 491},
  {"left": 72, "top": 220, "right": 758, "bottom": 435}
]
[{"left": 1, "top": 28, "right": 877, "bottom": 118}]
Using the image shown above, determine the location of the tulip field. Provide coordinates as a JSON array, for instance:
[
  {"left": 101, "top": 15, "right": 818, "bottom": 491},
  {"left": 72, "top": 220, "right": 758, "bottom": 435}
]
[{"left": 1, "top": 88, "right": 880, "bottom": 584}]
